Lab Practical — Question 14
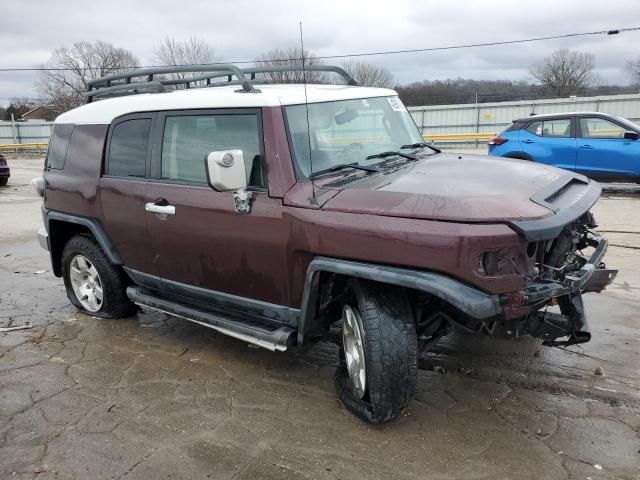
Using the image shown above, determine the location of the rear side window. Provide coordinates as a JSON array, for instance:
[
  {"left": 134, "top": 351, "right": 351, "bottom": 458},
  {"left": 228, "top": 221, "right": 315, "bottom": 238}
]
[
  {"left": 107, "top": 119, "right": 151, "bottom": 177},
  {"left": 526, "top": 119, "right": 571, "bottom": 138},
  {"left": 161, "top": 114, "right": 262, "bottom": 185},
  {"left": 46, "top": 124, "right": 74, "bottom": 169},
  {"left": 504, "top": 121, "right": 526, "bottom": 133}
]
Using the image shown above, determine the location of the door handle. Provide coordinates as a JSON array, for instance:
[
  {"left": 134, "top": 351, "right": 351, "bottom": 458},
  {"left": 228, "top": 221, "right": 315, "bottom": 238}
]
[
  {"left": 579, "top": 144, "right": 593, "bottom": 149},
  {"left": 521, "top": 139, "right": 534, "bottom": 144},
  {"left": 145, "top": 202, "right": 176, "bottom": 215}
]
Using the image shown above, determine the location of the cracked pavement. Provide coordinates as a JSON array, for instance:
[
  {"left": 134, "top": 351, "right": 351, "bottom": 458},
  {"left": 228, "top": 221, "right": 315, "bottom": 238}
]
[{"left": 1, "top": 158, "right": 639, "bottom": 479}]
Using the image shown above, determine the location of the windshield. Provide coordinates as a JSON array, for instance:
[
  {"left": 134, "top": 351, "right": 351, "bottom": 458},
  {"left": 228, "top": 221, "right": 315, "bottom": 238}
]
[{"left": 284, "top": 96, "right": 426, "bottom": 178}]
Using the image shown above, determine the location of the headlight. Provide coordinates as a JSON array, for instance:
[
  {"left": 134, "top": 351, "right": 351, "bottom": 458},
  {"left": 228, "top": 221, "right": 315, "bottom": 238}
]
[{"left": 480, "top": 248, "right": 526, "bottom": 276}]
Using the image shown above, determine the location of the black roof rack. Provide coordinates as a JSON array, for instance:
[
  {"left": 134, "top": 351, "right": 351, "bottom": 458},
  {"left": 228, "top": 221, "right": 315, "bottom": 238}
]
[{"left": 86, "top": 63, "right": 358, "bottom": 103}]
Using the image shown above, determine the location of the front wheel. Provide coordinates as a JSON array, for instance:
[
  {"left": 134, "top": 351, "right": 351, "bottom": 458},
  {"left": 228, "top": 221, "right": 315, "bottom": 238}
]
[{"left": 335, "top": 279, "right": 417, "bottom": 424}]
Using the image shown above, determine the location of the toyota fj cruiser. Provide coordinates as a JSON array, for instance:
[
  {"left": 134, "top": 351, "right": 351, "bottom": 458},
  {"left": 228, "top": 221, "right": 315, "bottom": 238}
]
[{"left": 36, "top": 64, "right": 617, "bottom": 424}]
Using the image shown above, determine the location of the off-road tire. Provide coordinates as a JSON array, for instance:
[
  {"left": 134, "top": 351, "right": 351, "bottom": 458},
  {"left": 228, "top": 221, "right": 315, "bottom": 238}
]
[
  {"left": 0, "top": 178, "right": 8, "bottom": 186},
  {"left": 61, "top": 234, "right": 136, "bottom": 319},
  {"left": 335, "top": 279, "right": 417, "bottom": 424}
]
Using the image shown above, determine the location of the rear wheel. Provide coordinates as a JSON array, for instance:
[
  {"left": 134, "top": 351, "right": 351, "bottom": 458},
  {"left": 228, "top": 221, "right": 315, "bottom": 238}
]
[
  {"left": 61, "top": 235, "right": 135, "bottom": 319},
  {"left": 0, "top": 177, "right": 8, "bottom": 186},
  {"left": 335, "top": 279, "right": 417, "bottom": 424}
]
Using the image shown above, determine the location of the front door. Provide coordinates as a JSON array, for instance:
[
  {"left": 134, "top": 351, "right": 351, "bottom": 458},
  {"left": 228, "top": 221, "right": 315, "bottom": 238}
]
[
  {"left": 519, "top": 117, "right": 576, "bottom": 170},
  {"left": 575, "top": 116, "right": 640, "bottom": 181},
  {"left": 144, "top": 109, "right": 290, "bottom": 306}
]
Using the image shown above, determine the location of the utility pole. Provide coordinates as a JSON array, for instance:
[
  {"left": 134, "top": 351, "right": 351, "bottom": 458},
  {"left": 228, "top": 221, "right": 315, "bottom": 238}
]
[{"left": 10, "top": 113, "right": 19, "bottom": 144}]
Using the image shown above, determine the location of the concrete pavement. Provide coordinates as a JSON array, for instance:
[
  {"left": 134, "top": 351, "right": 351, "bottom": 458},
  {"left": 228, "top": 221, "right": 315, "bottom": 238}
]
[{"left": 1, "top": 157, "right": 639, "bottom": 479}]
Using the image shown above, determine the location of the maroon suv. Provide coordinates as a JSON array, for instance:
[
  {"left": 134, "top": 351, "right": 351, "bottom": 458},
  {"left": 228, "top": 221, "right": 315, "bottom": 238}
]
[{"left": 36, "top": 64, "right": 616, "bottom": 424}]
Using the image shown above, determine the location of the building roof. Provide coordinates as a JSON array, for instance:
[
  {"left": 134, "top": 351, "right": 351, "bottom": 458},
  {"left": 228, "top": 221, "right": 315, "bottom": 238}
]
[
  {"left": 56, "top": 84, "right": 398, "bottom": 125},
  {"left": 21, "top": 106, "right": 56, "bottom": 121}
]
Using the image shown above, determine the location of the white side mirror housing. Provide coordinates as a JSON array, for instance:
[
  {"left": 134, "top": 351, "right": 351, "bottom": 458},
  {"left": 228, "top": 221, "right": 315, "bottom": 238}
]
[{"left": 205, "top": 150, "right": 247, "bottom": 192}]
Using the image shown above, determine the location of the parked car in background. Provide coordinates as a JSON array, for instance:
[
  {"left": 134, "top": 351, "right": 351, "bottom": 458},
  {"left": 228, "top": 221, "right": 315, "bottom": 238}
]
[
  {"left": 0, "top": 154, "right": 10, "bottom": 186},
  {"left": 488, "top": 112, "right": 640, "bottom": 183}
]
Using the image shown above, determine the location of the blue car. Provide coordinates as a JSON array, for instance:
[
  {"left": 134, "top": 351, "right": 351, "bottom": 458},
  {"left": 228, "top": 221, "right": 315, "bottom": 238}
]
[{"left": 488, "top": 112, "right": 640, "bottom": 182}]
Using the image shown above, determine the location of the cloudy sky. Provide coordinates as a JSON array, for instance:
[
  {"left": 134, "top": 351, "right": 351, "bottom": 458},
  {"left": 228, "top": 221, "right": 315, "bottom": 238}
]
[{"left": 1, "top": 0, "right": 639, "bottom": 106}]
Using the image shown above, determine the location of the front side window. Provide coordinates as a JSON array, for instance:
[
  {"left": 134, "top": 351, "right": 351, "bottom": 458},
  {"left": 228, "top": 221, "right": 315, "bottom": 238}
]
[
  {"left": 161, "top": 114, "right": 262, "bottom": 186},
  {"left": 46, "top": 124, "right": 75, "bottom": 169},
  {"left": 107, "top": 119, "right": 151, "bottom": 177},
  {"left": 526, "top": 119, "right": 571, "bottom": 137},
  {"left": 284, "top": 96, "right": 425, "bottom": 178},
  {"left": 580, "top": 118, "right": 626, "bottom": 138}
]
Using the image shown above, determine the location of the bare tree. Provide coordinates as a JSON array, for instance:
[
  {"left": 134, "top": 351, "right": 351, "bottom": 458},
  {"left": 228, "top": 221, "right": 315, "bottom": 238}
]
[
  {"left": 153, "top": 36, "right": 217, "bottom": 81},
  {"left": 341, "top": 61, "right": 394, "bottom": 88},
  {"left": 4, "top": 97, "right": 37, "bottom": 120},
  {"left": 627, "top": 57, "right": 640, "bottom": 85},
  {"left": 529, "top": 49, "right": 596, "bottom": 97},
  {"left": 37, "top": 41, "right": 138, "bottom": 113},
  {"left": 254, "top": 48, "right": 326, "bottom": 83}
]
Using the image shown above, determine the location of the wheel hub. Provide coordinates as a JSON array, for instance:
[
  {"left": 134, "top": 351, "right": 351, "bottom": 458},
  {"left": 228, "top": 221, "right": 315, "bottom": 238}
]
[
  {"left": 69, "top": 255, "right": 103, "bottom": 312},
  {"left": 342, "top": 305, "right": 367, "bottom": 399}
]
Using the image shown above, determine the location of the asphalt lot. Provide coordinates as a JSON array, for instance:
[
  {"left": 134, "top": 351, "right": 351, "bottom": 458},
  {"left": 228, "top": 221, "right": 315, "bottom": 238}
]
[{"left": 1, "top": 156, "right": 639, "bottom": 480}]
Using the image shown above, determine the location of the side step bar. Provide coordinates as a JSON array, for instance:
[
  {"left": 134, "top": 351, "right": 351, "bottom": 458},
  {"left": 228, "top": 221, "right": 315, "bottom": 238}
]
[{"left": 126, "top": 287, "right": 296, "bottom": 352}]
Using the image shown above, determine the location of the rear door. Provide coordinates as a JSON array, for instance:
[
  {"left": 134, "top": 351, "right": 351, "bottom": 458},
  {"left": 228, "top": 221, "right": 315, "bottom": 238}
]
[
  {"left": 144, "top": 109, "right": 289, "bottom": 306},
  {"left": 518, "top": 118, "right": 576, "bottom": 170},
  {"left": 100, "top": 114, "right": 158, "bottom": 275},
  {"left": 575, "top": 116, "right": 640, "bottom": 181}
]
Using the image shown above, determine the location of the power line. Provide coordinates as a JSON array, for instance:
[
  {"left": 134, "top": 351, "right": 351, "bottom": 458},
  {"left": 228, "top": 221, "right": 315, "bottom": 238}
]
[{"left": 0, "top": 26, "right": 638, "bottom": 73}]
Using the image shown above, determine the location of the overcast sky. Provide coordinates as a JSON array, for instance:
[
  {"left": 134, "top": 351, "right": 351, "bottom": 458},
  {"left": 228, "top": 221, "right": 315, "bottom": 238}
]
[{"left": 1, "top": 0, "right": 639, "bottom": 106}]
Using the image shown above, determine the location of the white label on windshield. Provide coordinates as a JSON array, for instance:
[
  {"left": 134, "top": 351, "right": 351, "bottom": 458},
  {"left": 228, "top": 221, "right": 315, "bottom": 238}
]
[{"left": 387, "top": 97, "right": 406, "bottom": 112}]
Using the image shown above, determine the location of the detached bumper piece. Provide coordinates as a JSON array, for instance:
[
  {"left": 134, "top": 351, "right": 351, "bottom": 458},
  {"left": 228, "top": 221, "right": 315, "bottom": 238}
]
[
  {"left": 527, "top": 293, "right": 590, "bottom": 346},
  {"left": 518, "top": 235, "right": 617, "bottom": 346}
]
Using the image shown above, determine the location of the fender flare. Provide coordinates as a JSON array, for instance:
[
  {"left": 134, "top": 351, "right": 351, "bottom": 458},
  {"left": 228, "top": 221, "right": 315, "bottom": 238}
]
[
  {"left": 47, "top": 211, "right": 122, "bottom": 265},
  {"left": 297, "top": 256, "right": 502, "bottom": 346}
]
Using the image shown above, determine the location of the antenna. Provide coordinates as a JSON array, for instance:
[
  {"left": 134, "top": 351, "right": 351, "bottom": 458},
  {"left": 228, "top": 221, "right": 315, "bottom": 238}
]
[{"left": 299, "top": 21, "right": 317, "bottom": 205}]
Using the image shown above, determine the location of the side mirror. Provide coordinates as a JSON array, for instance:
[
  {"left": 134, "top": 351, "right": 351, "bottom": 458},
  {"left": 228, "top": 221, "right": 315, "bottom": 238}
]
[
  {"left": 205, "top": 150, "right": 247, "bottom": 192},
  {"left": 623, "top": 131, "right": 639, "bottom": 140}
]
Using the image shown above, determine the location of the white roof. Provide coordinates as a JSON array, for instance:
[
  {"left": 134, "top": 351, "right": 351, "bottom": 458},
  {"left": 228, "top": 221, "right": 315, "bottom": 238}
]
[{"left": 56, "top": 84, "right": 398, "bottom": 125}]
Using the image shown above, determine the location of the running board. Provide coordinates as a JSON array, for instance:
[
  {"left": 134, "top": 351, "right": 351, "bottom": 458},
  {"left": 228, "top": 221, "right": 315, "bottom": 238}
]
[{"left": 126, "top": 287, "right": 296, "bottom": 352}]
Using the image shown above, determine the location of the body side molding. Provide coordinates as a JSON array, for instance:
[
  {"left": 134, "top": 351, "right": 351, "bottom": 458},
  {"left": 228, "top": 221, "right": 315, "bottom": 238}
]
[{"left": 124, "top": 267, "right": 301, "bottom": 326}]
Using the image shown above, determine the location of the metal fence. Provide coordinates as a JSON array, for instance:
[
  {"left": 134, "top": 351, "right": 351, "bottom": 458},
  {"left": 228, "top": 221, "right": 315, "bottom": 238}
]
[
  {"left": 0, "top": 120, "right": 54, "bottom": 145},
  {"left": 2, "top": 93, "right": 640, "bottom": 150},
  {"left": 408, "top": 93, "right": 640, "bottom": 147}
]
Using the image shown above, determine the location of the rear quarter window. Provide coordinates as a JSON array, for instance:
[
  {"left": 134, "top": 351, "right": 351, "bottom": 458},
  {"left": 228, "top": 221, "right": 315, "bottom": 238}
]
[
  {"left": 107, "top": 118, "right": 151, "bottom": 178},
  {"left": 46, "top": 124, "right": 75, "bottom": 169},
  {"left": 503, "top": 121, "right": 526, "bottom": 133}
]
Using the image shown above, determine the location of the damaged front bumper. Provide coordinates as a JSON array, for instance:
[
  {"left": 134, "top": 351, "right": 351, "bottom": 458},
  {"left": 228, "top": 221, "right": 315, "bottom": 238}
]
[{"left": 506, "top": 235, "right": 617, "bottom": 346}]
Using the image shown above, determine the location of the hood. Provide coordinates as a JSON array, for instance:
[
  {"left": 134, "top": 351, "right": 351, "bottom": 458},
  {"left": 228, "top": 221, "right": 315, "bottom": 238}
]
[{"left": 319, "top": 153, "right": 590, "bottom": 223}]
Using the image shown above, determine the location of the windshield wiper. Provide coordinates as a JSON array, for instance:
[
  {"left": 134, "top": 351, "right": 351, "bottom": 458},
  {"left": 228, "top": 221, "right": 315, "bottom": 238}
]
[
  {"left": 366, "top": 151, "right": 417, "bottom": 161},
  {"left": 400, "top": 142, "right": 441, "bottom": 153},
  {"left": 308, "top": 162, "right": 380, "bottom": 180}
]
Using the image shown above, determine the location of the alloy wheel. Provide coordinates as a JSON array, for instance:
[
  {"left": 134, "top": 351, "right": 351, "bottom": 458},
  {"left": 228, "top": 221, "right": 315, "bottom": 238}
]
[
  {"left": 342, "top": 304, "right": 367, "bottom": 399},
  {"left": 69, "top": 255, "right": 103, "bottom": 312}
]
